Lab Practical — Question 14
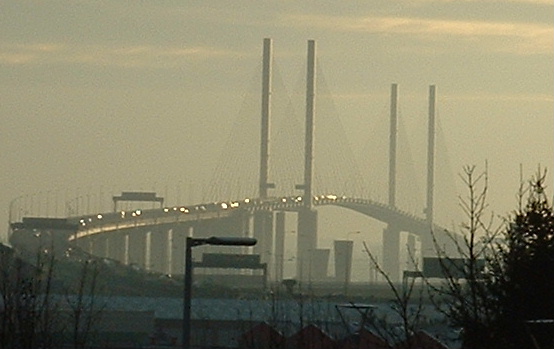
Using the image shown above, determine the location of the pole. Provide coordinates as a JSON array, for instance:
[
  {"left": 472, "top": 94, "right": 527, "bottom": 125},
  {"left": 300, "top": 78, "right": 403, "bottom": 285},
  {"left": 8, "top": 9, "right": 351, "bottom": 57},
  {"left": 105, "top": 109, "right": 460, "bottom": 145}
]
[
  {"left": 181, "top": 236, "right": 256, "bottom": 348},
  {"left": 183, "top": 237, "right": 193, "bottom": 349}
]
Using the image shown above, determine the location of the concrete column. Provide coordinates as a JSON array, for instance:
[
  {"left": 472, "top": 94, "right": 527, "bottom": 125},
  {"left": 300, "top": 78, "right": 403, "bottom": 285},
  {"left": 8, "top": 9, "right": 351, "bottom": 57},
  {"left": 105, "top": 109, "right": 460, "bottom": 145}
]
[
  {"left": 166, "top": 229, "right": 174, "bottom": 275},
  {"left": 389, "top": 83, "right": 398, "bottom": 207},
  {"left": 297, "top": 208, "right": 317, "bottom": 282},
  {"left": 171, "top": 225, "right": 189, "bottom": 276},
  {"left": 402, "top": 233, "right": 422, "bottom": 274},
  {"left": 104, "top": 237, "right": 110, "bottom": 259},
  {"left": 72, "top": 236, "right": 87, "bottom": 252},
  {"left": 426, "top": 85, "right": 436, "bottom": 225},
  {"left": 259, "top": 37, "right": 274, "bottom": 199},
  {"left": 123, "top": 233, "right": 129, "bottom": 265},
  {"left": 128, "top": 228, "right": 147, "bottom": 268},
  {"left": 89, "top": 235, "right": 103, "bottom": 257},
  {"left": 87, "top": 238, "right": 93, "bottom": 255},
  {"left": 253, "top": 210, "right": 274, "bottom": 272},
  {"left": 150, "top": 228, "right": 170, "bottom": 274},
  {"left": 145, "top": 231, "right": 151, "bottom": 270},
  {"left": 91, "top": 235, "right": 105, "bottom": 257},
  {"left": 311, "top": 248, "right": 330, "bottom": 282},
  {"left": 274, "top": 211, "right": 286, "bottom": 282},
  {"left": 382, "top": 225, "right": 401, "bottom": 282},
  {"left": 334, "top": 240, "right": 353, "bottom": 294},
  {"left": 107, "top": 231, "right": 127, "bottom": 263},
  {"left": 301, "top": 40, "right": 316, "bottom": 208}
]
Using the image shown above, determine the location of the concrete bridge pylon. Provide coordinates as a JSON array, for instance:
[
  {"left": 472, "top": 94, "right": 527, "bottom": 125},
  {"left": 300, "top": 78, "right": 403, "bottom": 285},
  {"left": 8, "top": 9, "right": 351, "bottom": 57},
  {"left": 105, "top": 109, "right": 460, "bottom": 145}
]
[
  {"left": 252, "top": 210, "right": 274, "bottom": 276},
  {"left": 296, "top": 207, "right": 318, "bottom": 282},
  {"left": 294, "top": 39, "right": 319, "bottom": 282},
  {"left": 381, "top": 84, "right": 437, "bottom": 281}
]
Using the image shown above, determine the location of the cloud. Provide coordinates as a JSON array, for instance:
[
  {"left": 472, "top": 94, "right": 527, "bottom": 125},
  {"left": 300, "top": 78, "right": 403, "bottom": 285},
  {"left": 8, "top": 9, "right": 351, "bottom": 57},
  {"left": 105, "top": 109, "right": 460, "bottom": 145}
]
[
  {"left": 0, "top": 43, "right": 65, "bottom": 65},
  {"left": 0, "top": 43, "right": 243, "bottom": 67},
  {"left": 280, "top": 14, "right": 553, "bottom": 55}
]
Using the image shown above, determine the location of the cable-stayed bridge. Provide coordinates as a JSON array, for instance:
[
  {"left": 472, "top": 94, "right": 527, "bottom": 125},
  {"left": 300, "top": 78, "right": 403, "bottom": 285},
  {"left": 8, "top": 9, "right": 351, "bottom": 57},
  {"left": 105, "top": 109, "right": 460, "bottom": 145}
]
[{"left": 9, "top": 39, "right": 458, "bottom": 283}]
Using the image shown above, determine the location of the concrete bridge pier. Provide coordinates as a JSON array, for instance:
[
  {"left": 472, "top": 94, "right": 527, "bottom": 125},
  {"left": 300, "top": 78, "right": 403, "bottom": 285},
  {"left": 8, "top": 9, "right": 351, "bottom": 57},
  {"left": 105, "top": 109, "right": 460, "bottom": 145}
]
[
  {"left": 170, "top": 225, "right": 192, "bottom": 276},
  {"left": 73, "top": 236, "right": 89, "bottom": 255},
  {"left": 77, "top": 236, "right": 91, "bottom": 255},
  {"left": 128, "top": 228, "right": 147, "bottom": 269},
  {"left": 253, "top": 210, "right": 274, "bottom": 275},
  {"left": 150, "top": 227, "right": 170, "bottom": 274},
  {"left": 72, "top": 235, "right": 85, "bottom": 252},
  {"left": 89, "top": 235, "right": 106, "bottom": 258},
  {"left": 296, "top": 208, "right": 318, "bottom": 282},
  {"left": 382, "top": 224, "right": 401, "bottom": 282},
  {"left": 402, "top": 232, "right": 422, "bottom": 273},
  {"left": 106, "top": 231, "right": 127, "bottom": 262},
  {"left": 274, "top": 211, "right": 286, "bottom": 282}
]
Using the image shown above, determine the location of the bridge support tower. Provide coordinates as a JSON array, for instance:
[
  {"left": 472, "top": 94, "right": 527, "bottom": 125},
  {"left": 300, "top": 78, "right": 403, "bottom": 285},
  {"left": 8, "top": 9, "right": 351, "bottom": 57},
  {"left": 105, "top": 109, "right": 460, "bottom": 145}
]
[
  {"left": 274, "top": 211, "right": 286, "bottom": 282},
  {"left": 382, "top": 224, "right": 402, "bottom": 282},
  {"left": 170, "top": 225, "right": 192, "bottom": 275},
  {"left": 296, "top": 208, "right": 318, "bottom": 282},
  {"left": 150, "top": 227, "right": 170, "bottom": 274},
  {"left": 128, "top": 228, "right": 147, "bottom": 268},
  {"left": 107, "top": 231, "right": 127, "bottom": 262},
  {"left": 253, "top": 210, "right": 274, "bottom": 276}
]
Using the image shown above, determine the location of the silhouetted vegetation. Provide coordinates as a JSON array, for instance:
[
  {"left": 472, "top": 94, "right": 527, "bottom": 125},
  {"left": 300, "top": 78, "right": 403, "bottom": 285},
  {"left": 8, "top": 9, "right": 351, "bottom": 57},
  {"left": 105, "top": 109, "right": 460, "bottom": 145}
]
[
  {"left": 431, "top": 167, "right": 554, "bottom": 349},
  {"left": 364, "top": 167, "right": 554, "bottom": 349},
  {"left": 488, "top": 170, "right": 554, "bottom": 349}
]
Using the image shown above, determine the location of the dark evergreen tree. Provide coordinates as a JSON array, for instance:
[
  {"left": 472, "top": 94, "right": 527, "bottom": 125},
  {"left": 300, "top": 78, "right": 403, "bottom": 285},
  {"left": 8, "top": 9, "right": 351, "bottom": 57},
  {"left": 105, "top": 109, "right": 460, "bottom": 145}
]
[{"left": 493, "top": 173, "right": 554, "bottom": 348}]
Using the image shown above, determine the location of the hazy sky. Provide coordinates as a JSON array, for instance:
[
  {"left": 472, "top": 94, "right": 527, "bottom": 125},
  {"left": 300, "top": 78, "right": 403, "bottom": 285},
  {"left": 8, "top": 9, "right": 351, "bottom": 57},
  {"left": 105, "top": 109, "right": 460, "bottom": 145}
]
[{"left": 1, "top": 1, "right": 553, "bottom": 274}]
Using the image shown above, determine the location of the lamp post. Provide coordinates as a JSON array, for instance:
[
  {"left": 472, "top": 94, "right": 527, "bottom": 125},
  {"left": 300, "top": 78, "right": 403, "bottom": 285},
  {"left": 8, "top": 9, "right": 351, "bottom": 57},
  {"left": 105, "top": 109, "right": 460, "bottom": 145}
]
[{"left": 182, "top": 236, "right": 257, "bottom": 349}]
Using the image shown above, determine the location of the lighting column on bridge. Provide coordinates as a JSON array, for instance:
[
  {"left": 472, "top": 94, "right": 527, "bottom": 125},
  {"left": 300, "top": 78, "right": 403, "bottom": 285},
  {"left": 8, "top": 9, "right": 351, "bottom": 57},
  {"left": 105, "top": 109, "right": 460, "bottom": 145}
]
[{"left": 182, "top": 236, "right": 256, "bottom": 349}]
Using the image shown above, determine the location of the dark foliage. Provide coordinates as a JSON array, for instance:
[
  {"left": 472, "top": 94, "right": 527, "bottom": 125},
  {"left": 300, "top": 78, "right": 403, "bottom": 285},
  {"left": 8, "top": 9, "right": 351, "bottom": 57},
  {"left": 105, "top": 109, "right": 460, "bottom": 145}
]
[
  {"left": 430, "top": 168, "right": 554, "bottom": 349},
  {"left": 491, "top": 173, "right": 554, "bottom": 348}
]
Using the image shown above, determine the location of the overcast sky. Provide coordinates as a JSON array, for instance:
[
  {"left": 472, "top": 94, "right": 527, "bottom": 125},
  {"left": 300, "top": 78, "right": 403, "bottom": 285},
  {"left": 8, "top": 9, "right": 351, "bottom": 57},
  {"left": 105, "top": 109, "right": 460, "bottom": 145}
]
[{"left": 1, "top": 0, "right": 552, "bottom": 269}]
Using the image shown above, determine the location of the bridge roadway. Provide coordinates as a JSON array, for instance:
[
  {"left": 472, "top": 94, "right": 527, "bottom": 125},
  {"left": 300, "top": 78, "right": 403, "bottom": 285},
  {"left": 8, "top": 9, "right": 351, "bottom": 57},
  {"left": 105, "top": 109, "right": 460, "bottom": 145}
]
[
  {"left": 54, "top": 194, "right": 457, "bottom": 282},
  {"left": 68, "top": 193, "right": 442, "bottom": 247}
]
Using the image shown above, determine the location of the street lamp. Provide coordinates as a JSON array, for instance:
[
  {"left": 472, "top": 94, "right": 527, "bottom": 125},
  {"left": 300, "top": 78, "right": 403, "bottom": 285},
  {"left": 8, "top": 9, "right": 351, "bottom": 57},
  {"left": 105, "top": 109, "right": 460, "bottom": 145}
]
[{"left": 182, "top": 236, "right": 257, "bottom": 349}]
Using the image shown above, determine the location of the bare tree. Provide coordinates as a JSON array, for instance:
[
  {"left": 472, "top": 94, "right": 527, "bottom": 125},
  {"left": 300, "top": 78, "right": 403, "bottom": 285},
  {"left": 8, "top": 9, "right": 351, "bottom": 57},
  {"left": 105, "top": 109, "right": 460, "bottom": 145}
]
[
  {"left": 426, "top": 165, "right": 502, "bottom": 349},
  {"left": 0, "top": 243, "right": 62, "bottom": 349},
  {"left": 64, "top": 258, "right": 103, "bottom": 349},
  {"left": 428, "top": 166, "right": 554, "bottom": 349},
  {"left": 362, "top": 241, "right": 426, "bottom": 349},
  {"left": 360, "top": 165, "right": 507, "bottom": 349},
  {"left": 1, "top": 238, "right": 105, "bottom": 349}
]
